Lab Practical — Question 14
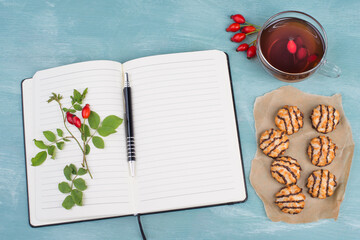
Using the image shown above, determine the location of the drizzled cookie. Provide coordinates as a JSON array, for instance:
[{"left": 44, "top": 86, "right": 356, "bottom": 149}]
[
  {"left": 275, "top": 105, "right": 304, "bottom": 135},
  {"left": 270, "top": 156, "right": 301, "bottom": 185},
  {"left": 311, "top": 104, "right": 340, "bottom": 133},
  {"left": 306, "top": 169, "right": 337, "bottom": 199},
  {"left": 308, "top": 136, "right": 338, "bottom": 167},
  {"left": 259, "top": 129, "right": 289, "bottom": 158},
  {"left": 275, "top": 184, "right": 306, "bottom": 214}
]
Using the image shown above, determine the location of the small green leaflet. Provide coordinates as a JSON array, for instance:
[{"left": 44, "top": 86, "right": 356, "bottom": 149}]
[
  {"left": 33, "top": 139, "right": 47, "bottom": 149},
  {"left": 69, "top": 164, "right": 77, "bottom": 174},
  {"left": 57, "top": 129, "right": 63, "bottom": 137},
  {"left": 58, "top": 182, "right": 71, "bottom": 193},
  {"left": 71, "top": 189, "right": 83, "bottom": 206},
  {"left": 43, "top": 131, "right": 56, "bottom": 142},
  {"left": 92, "top": 136, "right": 104, "bottom": 149},
  {"left": 62, "top": 195, "right": 75, "bottom": 210},
  {"left": 85, "top": 144, "right": 90, "bottom": 155},
  {"left": 77, "top": 168, "right": 87, "bottom": 175},
  {"left": 73, "top": 178, "right": 87, "bottom": 191},
  {"left": 63, "top": 107, "right": 76, "bottom": 113},
  {"left": 74, "top": 104, "right": 82, "bottom": 111},
  {"left": 88, "top": 111, "right": 100, "bottom": 129},
  {"left": 81, "top": 124, "right": 91, "bottom": 141},
  {"left": 98, "top": 126, "right": 116, "bottom": 137},
  {"left": 56, "top": 141, "right": 65, "bottom": 150},
  {"left": 73, "top": 89, "right": 82, "bottom": 103},
  {"left": 102, "top": 115, "right": 123, "bottom": 129},
  {"left": 31, "top": 151, "right": 47, "bottom": 166},
  {"left": 81, "top": 88, "right": 88, "bottom": 99},
  {"left": 64, "top": 165, "right": 72, "bottom": 181},
  {"left": 48, "top": 145, "right": 56, "bottom": 159}
]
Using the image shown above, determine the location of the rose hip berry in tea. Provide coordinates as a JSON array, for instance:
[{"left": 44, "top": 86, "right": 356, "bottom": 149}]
[{"left": 260, "top": 18, "right": 324, "bottom": 73}]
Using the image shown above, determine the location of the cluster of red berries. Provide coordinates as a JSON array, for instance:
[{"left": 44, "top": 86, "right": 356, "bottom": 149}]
[
  {"left": 286, "top": 37, "right": 318, "bottom": 63},
  {"left": 226, "top": 14, "right": 260, "bottom": 59},
  {"left": 66, "top": 104, "right": 90, "bottom": 128}
]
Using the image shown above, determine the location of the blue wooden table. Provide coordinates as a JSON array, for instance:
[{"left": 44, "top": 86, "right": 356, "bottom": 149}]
[{"left": 1, "top": 0, "right": 359, "bottom": 239}]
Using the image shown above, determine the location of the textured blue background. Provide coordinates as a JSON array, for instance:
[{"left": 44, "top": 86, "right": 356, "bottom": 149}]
[{"left": 1, "top": 0, "right": 359, "bottom": 239}]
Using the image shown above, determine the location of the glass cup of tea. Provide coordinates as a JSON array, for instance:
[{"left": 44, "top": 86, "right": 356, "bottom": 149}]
[{"left": 256, "top": 10, "right": 341, "bottom": 82}]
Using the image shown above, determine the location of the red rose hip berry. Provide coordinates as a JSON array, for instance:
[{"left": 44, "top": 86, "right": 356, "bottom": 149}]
[
  {"left": 66, "top": 112, "right": 75, "bottom": 125},
  {"left": 230, "top": 14, "right": 245, "bottom": 24},
  {"left": 287, "top": 39, "right": 297, "bottom": 54},
  {"left": 226, "top": 23, "right": 241, "bottom": 32},
  {"left": 247, "top": 46, "right": 256, "bottom": 59},
  {"left": 308, "top": 54, "right": 318, "bottom": 63},
  {"left": 236, "top": 43, "right": 249, "bottom": 52},
  {"left": 231, "top": 33, "right": 246, "bottom": 42},
  {"left": 82, "top": 104, "right": 90, "bottom": 119},
  {"left": 73, "top": 116, "right": 82, "bottom": 128},
  {"left": 296, "top": 47, "right": 308, "bottom": 60},
  {"left": 241, "top": 26, "right": 256, "bottom": 34}
]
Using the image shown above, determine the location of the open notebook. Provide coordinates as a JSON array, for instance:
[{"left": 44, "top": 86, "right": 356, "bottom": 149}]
[{"left": 22, "top": 50, "right": 247, "bottom": 227}]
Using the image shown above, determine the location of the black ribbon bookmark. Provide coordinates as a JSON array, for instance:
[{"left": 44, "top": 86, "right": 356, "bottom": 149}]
[{"left": 137, "top": 215, "right": 147, "bottom": 240}]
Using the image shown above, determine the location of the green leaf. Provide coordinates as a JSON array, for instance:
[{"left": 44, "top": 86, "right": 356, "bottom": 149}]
[
  {"left": 73, "top": 178, "right": 87, "bottom": 191},
  {"left": 33, "top": 139, "right": 48, "bottom": 149},
  {"left": 58, "top": 182, "right": 71, "bottom": 193},
  {"left": 81, "top": 124, "right": 91, "bottom": 141},
  {"left": 56, "top": 141, "right": 65, "bottom": 150},
  {"left": 88, "top": 111, "right": 100, "bottom": 129},
  {"left": 69, "top": 164, "right": 77, "bottom": 175},
  {"left": 31, "top": 151, "right": 47, "bottom": 166},
  {"left": 92, "top": 136, "right": 104, "bottom": 149},
  {"left": 73, "top": 89, "right": 82, "bottom": 103},
  {"left": 64, "top": 165, "right": 72, "bottom": 181},
  {"left": 62, "top": 195, "right": 75, "bottom": 210},
  {"left": 85, "top": 144, "right": 90, "bottom": 155},
  {"left": 71, "top": 189, "right": 83, "bottom": 206},
  {"left": 63, "top": 107, "right": 76, "bottom": 113},
  {"left": 74, "top": 104, "right": 82, "bottom": 111},
  {"left": 43, "top": 131, "right": 56, "bottom": 142},
  {"left": 98, "top": 126, "right": 117, "bottom": 137},
  {"left": 47, "top": 145, "right": 56, "bottom": 159},
  {"left": 70, "top": 96, "right": 75, "bottom": 105},
  {"left": 57, "top": 129, "right": 63, "bottom": 137},
  {"left": 81, "top": 88, "right": 88, "bottom": 99},
  {"left": 78, "top": 168, "right": 87, "bottom": 176},
  {"left": 102, "top": 115, "right": 123, "bottom": 130},
  {"left": 63, "top": 138, "right": 71, "bottom": 142}
]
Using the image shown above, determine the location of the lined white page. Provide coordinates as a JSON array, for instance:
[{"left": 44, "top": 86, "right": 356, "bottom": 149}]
[
  {"left": 27, "top": 61, "right": 132, "bottom": 225},
  {"left": 123, "top": 50, "right": 246, "bottom": 214}
]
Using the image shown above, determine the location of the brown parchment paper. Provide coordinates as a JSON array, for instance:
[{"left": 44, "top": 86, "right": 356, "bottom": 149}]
[{"left": 250, "top": 86, "right": 355, "bottom": 224}]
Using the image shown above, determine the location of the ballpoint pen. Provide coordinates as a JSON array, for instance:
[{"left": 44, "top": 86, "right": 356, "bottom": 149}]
[{"left": 123, "top": 73, "right": 136, "bottom": 177}]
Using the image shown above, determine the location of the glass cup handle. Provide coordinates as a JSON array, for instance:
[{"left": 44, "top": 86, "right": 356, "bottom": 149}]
[{"left": 318, "top": 60, "right": 341, "bottom": 78}]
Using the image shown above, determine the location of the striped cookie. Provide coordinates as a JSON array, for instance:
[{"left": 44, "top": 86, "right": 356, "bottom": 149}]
[
  {"left": 275, "top": 184, "right": 306, "bottom": 214},
  {"left": 275, "top": 105, "right": 304, "bottom": 135},
  {"left": 259, "top": 129, "right": 289, "bottom": 158},
  {"left": 271, "top": 156, "right": 301, "bottom": 185},
  {"left": 306, "top": 169, "right": 337, "bottom": 199},
  {"left": 311, "top": 104, "right": 340, "bottom": 133},
  {"left": 308, "top": 136, "right": 338, "bottom": 167}
]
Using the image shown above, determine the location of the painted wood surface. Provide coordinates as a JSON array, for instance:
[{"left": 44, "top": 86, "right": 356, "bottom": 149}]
[{"left": 0, "top": 0, "right": 359, "bottom": 239}]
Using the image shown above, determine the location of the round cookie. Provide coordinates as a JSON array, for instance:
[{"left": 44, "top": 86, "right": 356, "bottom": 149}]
[
  {"left": 275, "top": 184, "right": 306, "bottom": 214},
  {"left": 259, "top": 129, "right": 289, "bottom": 158},
  {"left": 271, "top": 156, "right": 301, "bottom": 185},
  {"left": 308, "top": 136, "right": 338, "bottom": 167},
  {"left": 306, "top": 169, "right": 337, "bottom": 199},
  {"left": 311, "top": 104, "right": 340, "bottom": 133},
  {"left": 275, "top": 105, "right": 304, "bottom": 135}
]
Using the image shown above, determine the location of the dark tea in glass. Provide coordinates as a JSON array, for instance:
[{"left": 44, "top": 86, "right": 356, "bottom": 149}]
[{"left": 260, "top": 17, "right": 325, "bottom": 74}]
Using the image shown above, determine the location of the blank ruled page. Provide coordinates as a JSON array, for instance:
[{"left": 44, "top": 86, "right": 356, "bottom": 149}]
[
  {"left": 123, "top": 50, "right": 246, "bottom": 214},
  {"left": 27, "top": 61, "right": 133, "bottom": 224}
]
